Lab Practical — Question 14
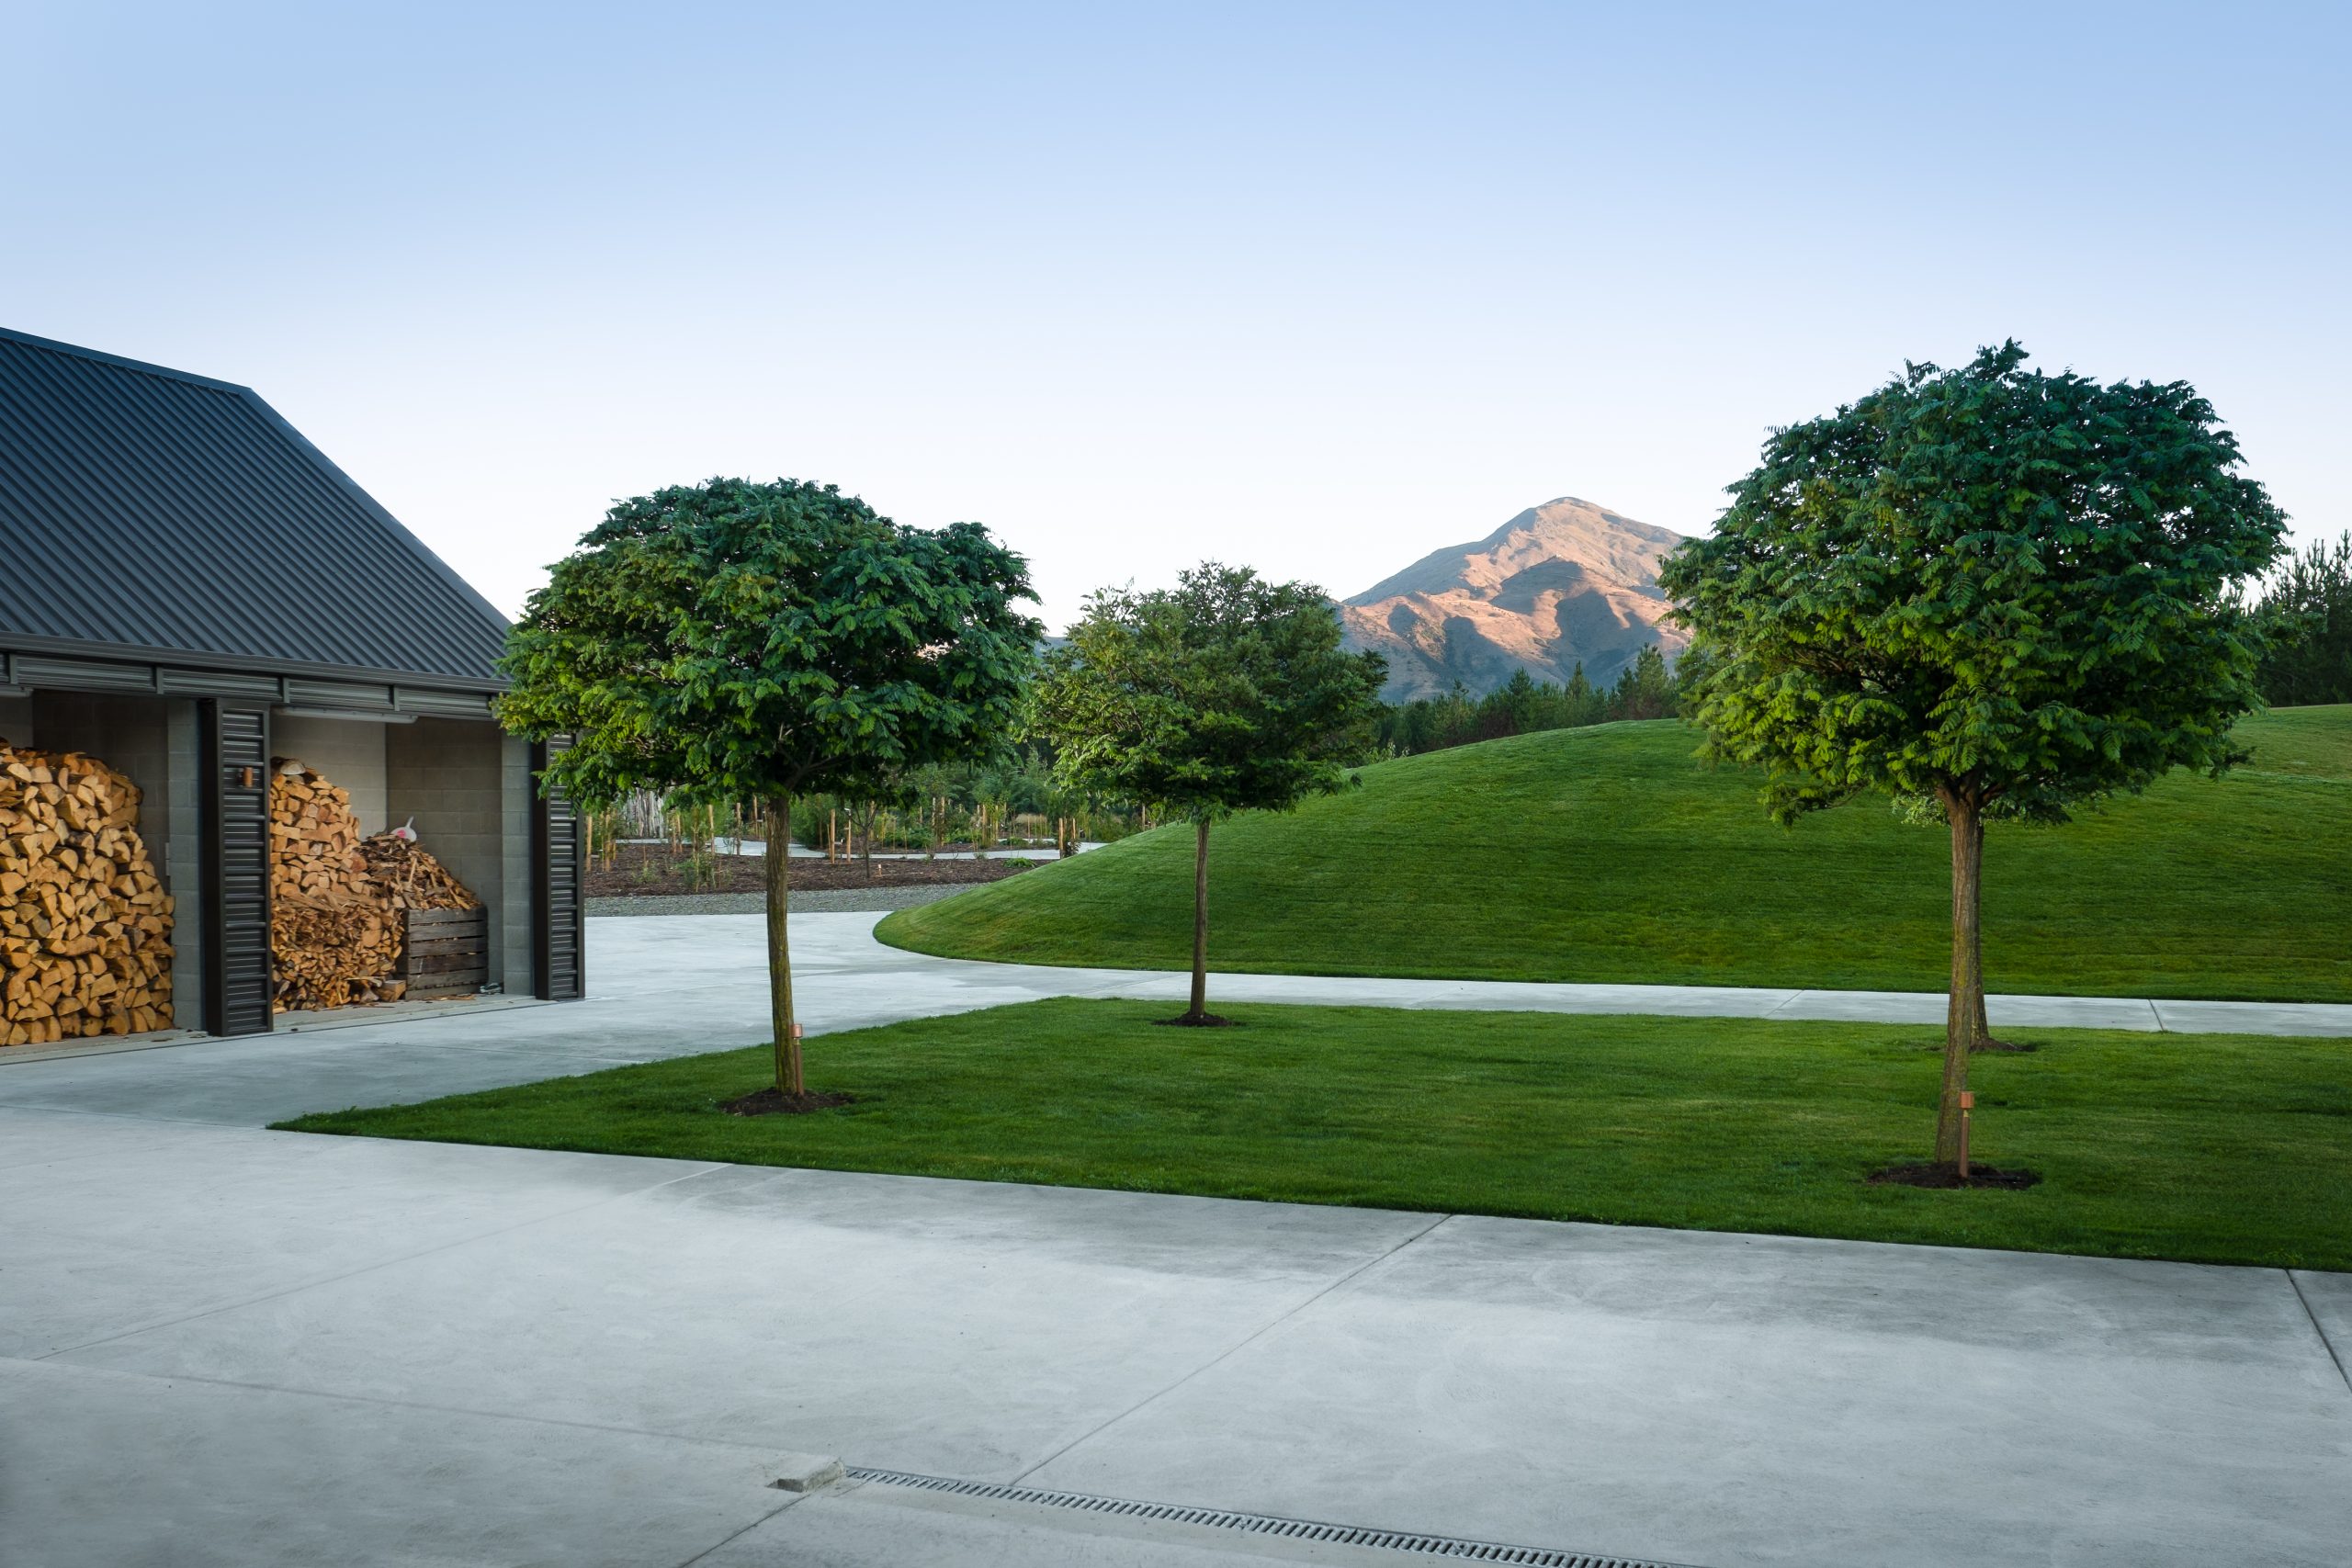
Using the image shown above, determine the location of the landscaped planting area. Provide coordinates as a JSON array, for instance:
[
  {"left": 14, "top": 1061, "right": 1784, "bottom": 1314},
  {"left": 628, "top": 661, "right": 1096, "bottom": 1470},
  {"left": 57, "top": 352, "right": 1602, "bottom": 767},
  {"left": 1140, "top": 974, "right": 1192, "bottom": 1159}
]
[
  {"left": 877, "top": 705, "right": 2352, "bottom": 1001},
  {"left": 280, "top": 998, "right": 2352, "bottom": 1271}
]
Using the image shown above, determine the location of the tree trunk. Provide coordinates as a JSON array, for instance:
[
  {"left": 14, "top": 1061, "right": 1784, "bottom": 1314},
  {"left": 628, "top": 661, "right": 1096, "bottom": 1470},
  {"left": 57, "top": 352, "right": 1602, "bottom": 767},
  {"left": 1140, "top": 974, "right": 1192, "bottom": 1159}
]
[
  {"left": 765, "top": 794, "right": 802, "bottom": 1095},
  {"left": 1937, "top": 791, "right": 1984, "bottom": 1164},
  {"left": 1185, "top": 818, "right": 1211, "bottom": 1021},
  {"left": 1964, "top": 811, "right": 2014, "bottom": 1049}
]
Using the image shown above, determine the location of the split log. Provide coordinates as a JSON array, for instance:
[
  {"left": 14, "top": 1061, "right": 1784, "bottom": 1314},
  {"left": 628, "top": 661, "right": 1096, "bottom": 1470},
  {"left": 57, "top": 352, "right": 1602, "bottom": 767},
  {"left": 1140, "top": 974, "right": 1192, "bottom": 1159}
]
[{"left": 0, "top": 739, "right": 175, "bottom": 1046}]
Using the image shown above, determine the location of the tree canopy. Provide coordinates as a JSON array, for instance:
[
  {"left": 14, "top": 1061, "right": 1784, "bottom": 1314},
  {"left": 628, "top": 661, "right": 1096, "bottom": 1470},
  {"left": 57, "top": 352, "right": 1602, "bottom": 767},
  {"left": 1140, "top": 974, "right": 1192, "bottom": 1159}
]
[
  {"left": 499, "top": 477, "right": 1040, "bottom": 1092},
  {"left": 1030, "top": 563, "right": 1385, "bottom": 1022},
  {"left": 1032, "top": 564, "right": 1386, "bottom": 824},
  {"left": 1661, "top": 344, "right": 2286, "bottom": 827},
  {"left": 500, "top": 478, "right": 1040, "bottom": 808},
  {"left": 2251, "top": 531, "right": 2352, "bottom": 706},
  {"left": 1660, "top": 343, "right": 2287, "bottom": 1168}
]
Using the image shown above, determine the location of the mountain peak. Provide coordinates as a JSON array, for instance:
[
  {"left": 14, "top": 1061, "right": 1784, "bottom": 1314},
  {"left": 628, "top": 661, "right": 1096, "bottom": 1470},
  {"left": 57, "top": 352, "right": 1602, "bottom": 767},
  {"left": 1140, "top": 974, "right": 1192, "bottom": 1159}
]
[{"left": 1340, "top": 498, "right": 1688, "bottom": 701}]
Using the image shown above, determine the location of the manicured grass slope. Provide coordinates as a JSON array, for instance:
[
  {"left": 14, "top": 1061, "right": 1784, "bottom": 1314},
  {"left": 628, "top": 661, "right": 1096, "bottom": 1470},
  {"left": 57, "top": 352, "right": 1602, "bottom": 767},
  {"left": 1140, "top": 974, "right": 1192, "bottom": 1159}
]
[
  {"left": 280, "top": 999, "right": 2352, "bottom": 1270},
  {"left": 879, "top": 705, "right": 2352, "bottom": 1000}
]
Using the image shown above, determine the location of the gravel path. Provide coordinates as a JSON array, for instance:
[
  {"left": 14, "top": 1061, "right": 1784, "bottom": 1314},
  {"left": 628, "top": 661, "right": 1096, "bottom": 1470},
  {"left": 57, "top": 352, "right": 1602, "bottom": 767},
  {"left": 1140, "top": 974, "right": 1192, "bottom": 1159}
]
[{"left": 585, "top": 885, "right": 986, "bottom": 918}]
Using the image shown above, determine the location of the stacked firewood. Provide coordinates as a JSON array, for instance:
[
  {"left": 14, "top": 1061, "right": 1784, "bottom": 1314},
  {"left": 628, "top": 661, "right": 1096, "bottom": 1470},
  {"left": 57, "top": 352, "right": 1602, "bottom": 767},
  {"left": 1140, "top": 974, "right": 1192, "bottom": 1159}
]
[
  {"left": 270, "top": 761, "right": 401, "bottom": 1010},
  {"left": 269, "top": 761, "right": 481, "bottom": 1012},
  {"left": 0, "top": 740, "right": 175, "bottom": 1045}
]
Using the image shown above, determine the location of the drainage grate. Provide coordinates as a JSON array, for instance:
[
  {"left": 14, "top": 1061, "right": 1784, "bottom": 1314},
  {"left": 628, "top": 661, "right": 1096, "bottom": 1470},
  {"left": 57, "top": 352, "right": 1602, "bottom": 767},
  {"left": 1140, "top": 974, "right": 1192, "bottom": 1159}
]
[{"left": 842, "top": 1467, "right": 1702, "bottom": 1567}]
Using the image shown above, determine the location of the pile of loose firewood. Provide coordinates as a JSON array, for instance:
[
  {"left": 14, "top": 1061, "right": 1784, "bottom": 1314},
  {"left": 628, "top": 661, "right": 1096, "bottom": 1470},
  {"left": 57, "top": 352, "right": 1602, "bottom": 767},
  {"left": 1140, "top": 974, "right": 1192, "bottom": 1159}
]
[
  {"left": 270, "top": 761, "right": 478, "bottom": 1013},
  {"left": 359, "top": 831, "right": 481, "bottom": 913},
  {"left": 0, "top": 739, "right": 175, "bottom": 1046}
]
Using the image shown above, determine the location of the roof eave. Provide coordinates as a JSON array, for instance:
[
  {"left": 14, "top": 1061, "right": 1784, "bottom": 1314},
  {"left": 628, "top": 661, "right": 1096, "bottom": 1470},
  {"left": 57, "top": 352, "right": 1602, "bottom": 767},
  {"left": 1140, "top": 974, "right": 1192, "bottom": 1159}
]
[{"left": 0, "top": 631, "right": 510, "bottom": 695}]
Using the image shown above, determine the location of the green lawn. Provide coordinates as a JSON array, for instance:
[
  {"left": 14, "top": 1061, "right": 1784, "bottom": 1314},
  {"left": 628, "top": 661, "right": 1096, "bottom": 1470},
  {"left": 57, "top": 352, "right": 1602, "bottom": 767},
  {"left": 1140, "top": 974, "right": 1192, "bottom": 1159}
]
[
  {"left": 278, "top": 999, "right": 2352, "bottom": 1271},
  {"left": 878, "top": 705, "right": 2352, "bottom": 1001}
]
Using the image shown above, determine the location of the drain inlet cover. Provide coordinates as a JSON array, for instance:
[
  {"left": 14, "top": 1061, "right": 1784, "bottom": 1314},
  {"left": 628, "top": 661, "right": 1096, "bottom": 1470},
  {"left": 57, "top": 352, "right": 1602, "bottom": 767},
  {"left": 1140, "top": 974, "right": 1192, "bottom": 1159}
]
[{"left": 843, "top": 1467, "right": 1708, "bottom": 1568}]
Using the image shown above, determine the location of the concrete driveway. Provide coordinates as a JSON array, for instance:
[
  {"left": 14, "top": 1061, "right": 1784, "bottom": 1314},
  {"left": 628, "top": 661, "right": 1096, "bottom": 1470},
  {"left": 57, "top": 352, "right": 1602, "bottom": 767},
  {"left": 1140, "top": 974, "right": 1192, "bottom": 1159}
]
[{"left": 2, "top": 914, "right": 2347, "bottom": 1567}]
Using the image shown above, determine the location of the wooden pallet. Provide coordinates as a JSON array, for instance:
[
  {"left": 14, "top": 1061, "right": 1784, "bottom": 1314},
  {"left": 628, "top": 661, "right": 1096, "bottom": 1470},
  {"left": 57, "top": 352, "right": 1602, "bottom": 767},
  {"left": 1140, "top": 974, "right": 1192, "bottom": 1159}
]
[{"left": 401, "top": 907, "right": 489, "bottom": 999}]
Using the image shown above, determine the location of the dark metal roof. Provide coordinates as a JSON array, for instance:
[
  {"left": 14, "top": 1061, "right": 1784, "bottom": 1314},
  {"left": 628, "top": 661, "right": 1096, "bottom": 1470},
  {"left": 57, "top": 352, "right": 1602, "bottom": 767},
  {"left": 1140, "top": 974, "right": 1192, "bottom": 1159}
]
[{"left": 0, "top": 327, "right": 509, "bottom": 692}]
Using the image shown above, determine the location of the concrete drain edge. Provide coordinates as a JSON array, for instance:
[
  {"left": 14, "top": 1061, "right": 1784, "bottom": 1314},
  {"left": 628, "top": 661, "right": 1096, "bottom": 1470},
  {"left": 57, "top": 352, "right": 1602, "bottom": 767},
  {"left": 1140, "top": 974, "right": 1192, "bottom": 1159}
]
[{"left": 842, "top": 1467, "right": 1705, "bottom": 1567}]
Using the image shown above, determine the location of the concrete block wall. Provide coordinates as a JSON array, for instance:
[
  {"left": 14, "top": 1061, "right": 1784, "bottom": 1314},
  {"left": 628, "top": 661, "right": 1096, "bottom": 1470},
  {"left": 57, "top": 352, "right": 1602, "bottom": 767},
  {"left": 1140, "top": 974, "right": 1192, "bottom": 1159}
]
[
  {"left": 273, "top": 715, "right": 390, "bottom": 835},
  {"left": 29, "top": 692, "right": 173, "bottom": 853},
  {"left": 386, "top": 717, "right": 532, "bottom": 997}
]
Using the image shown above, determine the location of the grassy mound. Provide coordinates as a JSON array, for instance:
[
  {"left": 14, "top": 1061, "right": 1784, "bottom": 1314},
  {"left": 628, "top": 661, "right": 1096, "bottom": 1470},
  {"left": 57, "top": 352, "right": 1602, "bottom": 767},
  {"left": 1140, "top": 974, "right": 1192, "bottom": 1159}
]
[{"left": 877, "top": 705, "right": 2352, "bottom": 1000}]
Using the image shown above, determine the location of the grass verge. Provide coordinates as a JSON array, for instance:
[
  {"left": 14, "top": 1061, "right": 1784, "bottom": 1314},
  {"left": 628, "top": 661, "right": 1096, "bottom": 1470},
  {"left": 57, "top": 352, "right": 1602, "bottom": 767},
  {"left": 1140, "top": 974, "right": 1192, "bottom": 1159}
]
[{"left": 276, "top": 998, "right": 2352, "bottom": 1271}]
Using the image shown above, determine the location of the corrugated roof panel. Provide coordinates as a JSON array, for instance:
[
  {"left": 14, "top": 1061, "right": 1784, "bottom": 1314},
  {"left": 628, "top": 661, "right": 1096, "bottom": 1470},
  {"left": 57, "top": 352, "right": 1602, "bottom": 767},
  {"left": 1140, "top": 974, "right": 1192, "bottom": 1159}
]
[{"left": 0, "top": 327, "right": 511, "bottom": 689}]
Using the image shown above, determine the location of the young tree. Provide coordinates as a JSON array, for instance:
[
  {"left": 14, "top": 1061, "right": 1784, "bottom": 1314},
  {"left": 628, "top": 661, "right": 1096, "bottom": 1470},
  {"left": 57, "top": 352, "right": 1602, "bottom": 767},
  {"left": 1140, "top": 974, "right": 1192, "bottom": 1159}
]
[
  {"left": 1659, "top": 344, "right": 2287, "bottom": 1169},
  {"left": 499, "top": 478, "right": 1039, "bottom": 1099},
  {"left": 1605, "top": 645, "right": 1678, "bottom": 720},
  {"left": 1561, "top": 662, "right": 1607, "bottom": 728},
  {"left": 1032, "top": 563, "right": 1386, "bottom": 1024},
  {"left": 2252, "top": 531, "right": 2352, "bottom": 706},
  {"left": 1486, "top": 668, "right": 1544, "bottom": 735}
]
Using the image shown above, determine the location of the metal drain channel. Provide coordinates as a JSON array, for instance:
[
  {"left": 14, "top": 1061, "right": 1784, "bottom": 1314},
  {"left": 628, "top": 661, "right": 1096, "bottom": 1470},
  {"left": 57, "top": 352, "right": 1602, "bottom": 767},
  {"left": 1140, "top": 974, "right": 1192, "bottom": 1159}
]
[{"left": 842, "top": 1467, "right": 1702, "bottom": 1567}]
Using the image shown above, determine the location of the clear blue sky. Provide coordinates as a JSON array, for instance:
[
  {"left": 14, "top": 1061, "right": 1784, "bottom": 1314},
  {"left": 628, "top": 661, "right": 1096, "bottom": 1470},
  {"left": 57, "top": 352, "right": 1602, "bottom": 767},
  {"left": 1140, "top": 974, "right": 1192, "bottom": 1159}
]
[{"left": 6, "top": 2, "right": 2343, "bottom": 629}]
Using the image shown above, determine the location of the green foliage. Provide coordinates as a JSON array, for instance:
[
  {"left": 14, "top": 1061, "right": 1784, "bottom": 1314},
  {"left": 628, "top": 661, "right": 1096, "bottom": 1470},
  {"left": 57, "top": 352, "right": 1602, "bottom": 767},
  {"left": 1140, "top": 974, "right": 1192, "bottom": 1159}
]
[
  {"left": 1657, "top": 342, "right": 2289, "bottom": 825},
  {"left": 497, "top": 478, "right": 1043, "bottom": 808},
  {"left": 1030, "top": 563, "right": 1388, "bottom": 822},
  {"left": 1608, "top": 645, "right": 1677, "bottom": 721},
  {"left": 2252, "top": 531, "right": 2352, "bottom": 706},
  {"left": 282, "top": 999, "right": 2352, "bottom": 1272},
  {"left": 795, "top": 745, "right": 1137, "bottom": 854},
  {"left": 1373, "top": 648, "right": 1689, "bottom": 755}
]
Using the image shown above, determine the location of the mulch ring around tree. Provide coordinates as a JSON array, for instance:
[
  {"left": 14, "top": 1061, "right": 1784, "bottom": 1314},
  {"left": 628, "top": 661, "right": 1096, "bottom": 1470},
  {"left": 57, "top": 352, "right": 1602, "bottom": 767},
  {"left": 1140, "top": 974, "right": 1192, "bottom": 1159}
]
[
  {"left": 587, "top": 844, "right": 1038, "bottom": 898},
  {"left": 720, "top": 1088, "right": 857, "bottom": 1116},
  {"left": 1868, "top": 1163, "right": 2041, "bottom": 1190}
]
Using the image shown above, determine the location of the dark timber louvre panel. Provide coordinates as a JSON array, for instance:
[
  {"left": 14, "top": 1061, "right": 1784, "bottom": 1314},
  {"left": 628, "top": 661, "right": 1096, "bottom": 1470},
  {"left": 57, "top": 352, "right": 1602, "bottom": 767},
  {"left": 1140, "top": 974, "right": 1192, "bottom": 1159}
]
[
  {"left": 534, "top": 736, "right": 584, "bottom": 1000},
  {"left": 201, "top": 701, "right": 274, "bottom": 1035}
]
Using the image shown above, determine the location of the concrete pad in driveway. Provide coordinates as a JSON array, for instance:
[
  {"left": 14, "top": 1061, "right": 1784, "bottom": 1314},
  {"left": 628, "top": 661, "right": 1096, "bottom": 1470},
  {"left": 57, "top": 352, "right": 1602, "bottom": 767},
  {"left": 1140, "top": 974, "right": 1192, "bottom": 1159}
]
[
  {"left": 6, "top": 1103, "right": 2347, "bottom": 1568},
  {"left": 45, "top": 1135, "right": 1437, "bottom": 1483},
  {"left": 5, "top": 913, "right": 2349, "bottom": 1566},
  {"left": 0, "top": 1111, "right": 717, "bottom": 1360},
  {"left": 1023, "top": 1216, "right": 2352, "bottom": 1568},
  {"left": 0, "top": 1358, "right": 821, "bottom": 1568},
  {"left": 2152, "top": 998, "right": 2352, "bottom": 1035}
]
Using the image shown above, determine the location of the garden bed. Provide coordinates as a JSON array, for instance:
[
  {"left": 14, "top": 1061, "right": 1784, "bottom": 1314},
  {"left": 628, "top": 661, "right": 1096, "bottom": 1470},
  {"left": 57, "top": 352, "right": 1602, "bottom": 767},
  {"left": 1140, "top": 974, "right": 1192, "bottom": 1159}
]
[{"left": 586, "top": 844, "right": 1037, "bottom": 898}]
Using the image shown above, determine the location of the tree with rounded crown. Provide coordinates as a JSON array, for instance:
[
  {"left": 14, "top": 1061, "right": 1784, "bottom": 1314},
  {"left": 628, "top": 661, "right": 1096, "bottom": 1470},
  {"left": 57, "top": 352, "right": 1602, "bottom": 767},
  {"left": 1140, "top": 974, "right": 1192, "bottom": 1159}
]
[
  {"left": 498, "top": 479, "right": 1040, "bottom": 1100},
  {"left": 1658, "top": 344, "right": 2287, "bottom": 1170},
  {"left": 1031, "top": 564, "right": 1386, "bottom": 1025}
]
